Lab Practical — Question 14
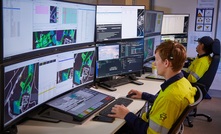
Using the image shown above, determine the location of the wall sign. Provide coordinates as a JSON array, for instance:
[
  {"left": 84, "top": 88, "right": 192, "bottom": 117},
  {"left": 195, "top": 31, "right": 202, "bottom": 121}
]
[{"left": 195, "top": 8, "right": 214, "bottom": 32}]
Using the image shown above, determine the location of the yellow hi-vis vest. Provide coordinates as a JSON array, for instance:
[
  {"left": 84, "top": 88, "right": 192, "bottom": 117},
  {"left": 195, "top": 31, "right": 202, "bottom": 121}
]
[
  {"left": 187, "top": 55, "right": 211, "bottom": 83},
  {"left": 142, "top": 77, "right": 196, "bottom": 134}
]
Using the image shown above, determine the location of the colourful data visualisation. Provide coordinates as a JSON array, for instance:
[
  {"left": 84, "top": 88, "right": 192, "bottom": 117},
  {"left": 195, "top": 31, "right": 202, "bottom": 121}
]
[
  {"left": 57, "top": 68, "right": 73, "bottom": 83},
  {"left": 137, "top": 9, "right": 144, "bottom": 37},
  {"left": 33, "top": 29, "right": 77, "bottom": 49},
  {"left": 4, "top": 64, "right": 39, "bottom": 124},
  {"left": 73, "top": 51, "right": 95, "bottom": 86}
]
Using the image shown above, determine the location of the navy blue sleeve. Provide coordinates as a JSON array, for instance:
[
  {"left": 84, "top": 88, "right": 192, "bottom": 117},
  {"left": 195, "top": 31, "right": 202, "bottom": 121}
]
[
  {"left": 181, "top": 70, "right": 189, "bottom": 78},
  {"left": 142, "top": 92, "right": 157, "bottom": 103},
  {"left": 124, "top": 112, "right": 149, "bottom": 134}
]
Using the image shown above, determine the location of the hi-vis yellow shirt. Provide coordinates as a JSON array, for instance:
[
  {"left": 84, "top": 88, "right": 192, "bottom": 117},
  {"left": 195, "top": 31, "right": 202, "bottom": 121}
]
[
  {"left": 142, "top": 77, "right": 196, "bottom": 134},
  {"left": 187, "top": 55, "right": 211, "bottom": 83}
]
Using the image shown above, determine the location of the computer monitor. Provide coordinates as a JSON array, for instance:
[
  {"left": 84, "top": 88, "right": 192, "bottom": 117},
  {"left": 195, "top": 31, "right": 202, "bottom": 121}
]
[
  {"left": 2, "top": 0, "right": 96, "bottom": 61},
  {"left": 144, "top": 10, "right": 164, "bottom": 36},
  {"left": 46, "top": 86, "right": 114, "bottom": 122},
  {"left": 161, "top": 34, "right": 188, "bottom": 49},
  {"left": 143, "top": 35, "right": 161, "bottom": 63},
  {"left": 2, "top": 46, "right": 96, "bottom": 129},
  {"left": 161, "top": 14, "right": 189, "bottom": 35},
  {"left": 96, "top": 38, "right": 144, "bottom": 79},
  {"left": 96, "top": 5, "right": 145, "bottom": 42}
]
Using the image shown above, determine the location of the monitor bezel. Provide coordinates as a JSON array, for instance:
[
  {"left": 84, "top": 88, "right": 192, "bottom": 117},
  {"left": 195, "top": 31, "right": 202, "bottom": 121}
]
[
  {"left": 0, "top": 0, "right": 3, "bottom": 64},
  {"left": 0, "top": 65, "right": 4, "bottom": 133}
]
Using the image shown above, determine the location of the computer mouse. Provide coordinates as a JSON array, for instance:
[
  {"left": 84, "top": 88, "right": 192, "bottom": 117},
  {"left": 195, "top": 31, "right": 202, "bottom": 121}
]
[{"left": 126, "top": 93, "right": 136, "bottom": 98}]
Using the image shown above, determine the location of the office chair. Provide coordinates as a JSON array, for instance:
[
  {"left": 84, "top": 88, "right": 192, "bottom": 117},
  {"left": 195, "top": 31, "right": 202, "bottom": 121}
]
[
  {"left": 168, "top": 86, "right": 203, "bottom": 134},
  {"left": 197, "top": 38, "right": 221, "bottom": 98},
  {"left": 187, "top": 38, "right": 220, "bottom": 127}
]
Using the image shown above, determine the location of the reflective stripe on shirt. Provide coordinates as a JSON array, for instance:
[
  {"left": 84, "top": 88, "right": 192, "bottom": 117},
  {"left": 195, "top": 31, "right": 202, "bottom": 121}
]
[
  {"left": 149, "top": 119, "right": 169, "bottom": 134},
  {"left": 190, "top": 71, "right": 200, "bottom": 81}
]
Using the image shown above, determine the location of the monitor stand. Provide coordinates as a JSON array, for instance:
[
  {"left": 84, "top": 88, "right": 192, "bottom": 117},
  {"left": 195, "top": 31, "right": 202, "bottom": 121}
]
[
  {"left": 128, "top": 74, "right": 138, "bottom": 80},
  {"left": 128, "top": 74, "right": 144, "bottom": 85},
  {"left": 3, "top": 125, "right": 18, "bottom": 134},
  {"left": 97, "top": 74, "right": 143, "bottom": 91},
  {"left": 98, "top": 83, "right": 117, "bottom": 91},
  {"left": 28, "top": 106, "right": 85, "bottom": 124},
  {"left": 27, "top": 106, "right": 60, "bottom": 123},
  {"left": 96, "top": 76, "right": 117, "bottom": 91}
]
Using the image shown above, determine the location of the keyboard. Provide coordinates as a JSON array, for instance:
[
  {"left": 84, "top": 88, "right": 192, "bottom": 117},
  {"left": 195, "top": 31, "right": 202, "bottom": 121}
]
[
  {"left": 101, "top": 77, "right": 132, "bottom": 87},
  {"left": 99, "top": 97, "right": 133, "bottom": 116}
]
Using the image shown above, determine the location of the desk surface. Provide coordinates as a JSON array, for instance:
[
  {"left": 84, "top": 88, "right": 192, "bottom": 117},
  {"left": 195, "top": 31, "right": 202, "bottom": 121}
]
[{"left": 17, "top": 79, "right": 162, "bottom": 134}]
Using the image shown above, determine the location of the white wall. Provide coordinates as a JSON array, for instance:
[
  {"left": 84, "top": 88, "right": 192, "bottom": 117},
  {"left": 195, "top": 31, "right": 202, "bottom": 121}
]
[
  {"left": 216, "top": 0, "right": 221, "bottom": 39},
  {"left": 154, "top": 0, "right": 221, "bottom": 92},
  {"left": 154, "top": 0, "right": 218, "bottom": 57},
  {"left": 211, "top": 0, "right": 221, "bottom": 92}
]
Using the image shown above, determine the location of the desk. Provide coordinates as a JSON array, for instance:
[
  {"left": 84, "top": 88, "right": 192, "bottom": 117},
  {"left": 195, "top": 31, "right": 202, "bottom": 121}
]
[{"left": 17, "top": 79, "right": 162, "bottom": 134}]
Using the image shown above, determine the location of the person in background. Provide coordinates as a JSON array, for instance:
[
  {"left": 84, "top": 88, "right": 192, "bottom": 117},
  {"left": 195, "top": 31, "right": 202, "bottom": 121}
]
[
  {"left": 182, "top": 36, "right": 214, "bottom": 83},
  {"left": 109, "top": 40, "right": 196, "bottom": 134}
]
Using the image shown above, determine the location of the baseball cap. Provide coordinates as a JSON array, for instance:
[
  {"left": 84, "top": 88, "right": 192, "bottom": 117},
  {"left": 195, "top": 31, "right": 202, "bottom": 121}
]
[
  {"left": 196, "top": 36, "right": 214, "bottom": 46},
  {"left": 196, "top": 36, "right": 214, "bottom": 54}
]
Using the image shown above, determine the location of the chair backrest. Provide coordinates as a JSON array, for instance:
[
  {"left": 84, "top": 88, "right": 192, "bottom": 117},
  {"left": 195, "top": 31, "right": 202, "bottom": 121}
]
[
  {"left": 197, "top": 39, "right": 220, "bottom": 91},
  {"left": 168, "top": 86, "right": 203, "bottom": 134}
]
